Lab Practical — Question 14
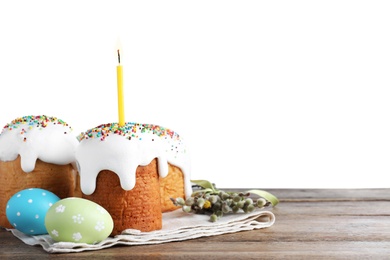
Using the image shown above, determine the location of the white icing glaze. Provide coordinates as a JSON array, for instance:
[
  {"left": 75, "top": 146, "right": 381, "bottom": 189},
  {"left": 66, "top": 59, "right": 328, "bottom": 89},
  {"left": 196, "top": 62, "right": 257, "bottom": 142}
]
[
  {"left": 75, "top": 123, "right": 192, "bottom": 198},
  {"left": 0, "top": 116, "right": 78, "bottom": 172}
]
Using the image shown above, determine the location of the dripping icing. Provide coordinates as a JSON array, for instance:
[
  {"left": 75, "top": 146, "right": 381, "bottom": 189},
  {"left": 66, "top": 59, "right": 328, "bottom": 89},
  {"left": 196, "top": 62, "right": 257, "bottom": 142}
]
[
  {"left": 0, "top": 115, "right": 78, "bottom": 172},
  {"left": 76, "top": 122, "right": 192, "bottom": 198}
]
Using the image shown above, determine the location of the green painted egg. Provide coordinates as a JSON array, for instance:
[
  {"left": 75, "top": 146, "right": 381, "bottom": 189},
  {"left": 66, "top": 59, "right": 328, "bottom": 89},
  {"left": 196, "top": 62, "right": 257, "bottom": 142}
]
[{"left": 45, "top": 198, "right": 113, "bottom": 244}]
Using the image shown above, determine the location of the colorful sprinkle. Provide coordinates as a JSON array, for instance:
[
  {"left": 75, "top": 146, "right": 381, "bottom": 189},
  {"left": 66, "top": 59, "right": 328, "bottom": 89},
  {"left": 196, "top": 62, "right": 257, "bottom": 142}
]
[
  {"left": 1, "top": 115, "right": 72, "bottom": 137},
  {"left": 77, "top": 122, "right": 181, "bottom": 142}
]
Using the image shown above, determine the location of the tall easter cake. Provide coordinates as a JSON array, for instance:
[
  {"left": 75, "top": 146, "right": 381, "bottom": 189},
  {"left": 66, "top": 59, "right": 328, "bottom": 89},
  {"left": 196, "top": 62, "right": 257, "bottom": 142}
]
[
  {"left": 76, "top": 122, "right": 191, "bottom": 235},
  {"left": 0, "top": 115, "right": 80, "bottom": 228}
]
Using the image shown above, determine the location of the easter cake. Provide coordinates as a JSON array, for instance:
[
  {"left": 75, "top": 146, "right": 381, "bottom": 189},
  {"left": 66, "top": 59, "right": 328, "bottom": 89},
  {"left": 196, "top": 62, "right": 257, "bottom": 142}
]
[
  {"left": 0, "top": 115, "right": 80, "bottom": 229},
  {"left": 76, "top": 122, "right": 191, "bottom": 236}
]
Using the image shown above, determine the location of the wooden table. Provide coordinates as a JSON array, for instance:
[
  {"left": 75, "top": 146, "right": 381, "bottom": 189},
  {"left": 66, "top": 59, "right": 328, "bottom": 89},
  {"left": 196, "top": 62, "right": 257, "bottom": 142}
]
[{"left": 1, "top": 189, "right": 390, "bottom": 259}]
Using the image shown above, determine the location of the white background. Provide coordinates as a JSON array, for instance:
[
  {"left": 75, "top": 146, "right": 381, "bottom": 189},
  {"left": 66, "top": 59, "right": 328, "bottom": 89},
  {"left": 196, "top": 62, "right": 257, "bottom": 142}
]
[{"left": 1, "top": 1, "right": 389, "bottom": 188}]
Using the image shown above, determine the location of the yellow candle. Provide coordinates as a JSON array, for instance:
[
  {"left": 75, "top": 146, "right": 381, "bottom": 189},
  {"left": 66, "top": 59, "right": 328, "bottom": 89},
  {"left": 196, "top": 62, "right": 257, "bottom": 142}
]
[{"left": 117, "top": 49, "right": 125, "bottom": 126}]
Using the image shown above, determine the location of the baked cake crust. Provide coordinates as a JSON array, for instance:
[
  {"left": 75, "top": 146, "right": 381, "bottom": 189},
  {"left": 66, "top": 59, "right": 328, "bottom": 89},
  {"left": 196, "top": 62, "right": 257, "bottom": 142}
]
[
  {"left": 0, "top": 156, "right": 80, "bottom": 228},
  {"left": 160, "top": 163, "right": 185, "bottom": 212},
  {"left": 82, "top": 159, "right": 162, "bottom": 236}
]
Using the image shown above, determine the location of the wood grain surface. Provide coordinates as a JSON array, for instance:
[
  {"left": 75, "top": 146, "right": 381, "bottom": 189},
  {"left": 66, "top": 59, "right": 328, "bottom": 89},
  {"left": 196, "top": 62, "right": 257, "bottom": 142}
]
[{"left": 1, "top": 188, "right": 389, "bottom": 259}]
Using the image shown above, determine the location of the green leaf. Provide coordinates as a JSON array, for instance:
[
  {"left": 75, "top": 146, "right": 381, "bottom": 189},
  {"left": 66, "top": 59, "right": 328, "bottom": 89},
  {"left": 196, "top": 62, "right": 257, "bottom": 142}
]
[
  {"left": 191, "top": 188, "right": 215, "bottom": 196},
  {"left": 246, "top": 189, "right": 279, "bottom": 206},
  {"left": 191, "top": 180, "right": 218, "bottom": 193}
]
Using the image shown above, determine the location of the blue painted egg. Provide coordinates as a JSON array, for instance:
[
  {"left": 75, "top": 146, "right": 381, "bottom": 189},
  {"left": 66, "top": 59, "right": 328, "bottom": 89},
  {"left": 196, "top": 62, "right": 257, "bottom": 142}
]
[{"left": 6, "top": 188, "right": 60, "bottom": 235}]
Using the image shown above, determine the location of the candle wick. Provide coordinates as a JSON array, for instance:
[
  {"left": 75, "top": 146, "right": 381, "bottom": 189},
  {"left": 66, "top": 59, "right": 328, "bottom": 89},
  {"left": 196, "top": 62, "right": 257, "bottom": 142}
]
[{"left": 117, "top": 49, "right": 121, "bottom": 64}]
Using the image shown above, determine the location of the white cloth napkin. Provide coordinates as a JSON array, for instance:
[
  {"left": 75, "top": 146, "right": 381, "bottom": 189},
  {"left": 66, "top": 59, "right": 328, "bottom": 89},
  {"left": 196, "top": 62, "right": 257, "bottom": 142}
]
[{"left": 8, "top": 208, "right": 275, "bottom": 253}]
